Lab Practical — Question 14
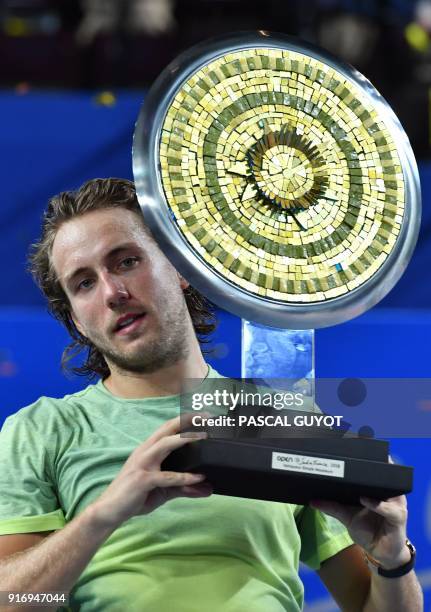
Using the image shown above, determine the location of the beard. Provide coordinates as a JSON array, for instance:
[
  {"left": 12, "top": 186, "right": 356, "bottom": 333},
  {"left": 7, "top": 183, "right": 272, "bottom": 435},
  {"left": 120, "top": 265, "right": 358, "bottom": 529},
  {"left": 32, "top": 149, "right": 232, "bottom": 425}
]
[{"left": 87, "top": 298, "right": 190, "bottom": 375}]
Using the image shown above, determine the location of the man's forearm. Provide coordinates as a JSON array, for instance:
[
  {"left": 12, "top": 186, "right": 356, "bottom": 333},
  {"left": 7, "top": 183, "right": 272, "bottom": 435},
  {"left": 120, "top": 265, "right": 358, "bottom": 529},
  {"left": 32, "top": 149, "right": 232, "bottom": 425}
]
[
  {"left": 363, "top": 571, "right": 423, "bottom": 612},
  {"left": 0, "top": 504, "right": 115, "bottom": 611}
]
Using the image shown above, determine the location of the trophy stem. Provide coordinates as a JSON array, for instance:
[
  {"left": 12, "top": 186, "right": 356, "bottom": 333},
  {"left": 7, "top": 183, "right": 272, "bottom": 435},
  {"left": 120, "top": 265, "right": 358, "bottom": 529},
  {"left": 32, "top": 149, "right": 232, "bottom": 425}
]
[{"left": 241, "top": 320, "right": 315, "bottom": 399}]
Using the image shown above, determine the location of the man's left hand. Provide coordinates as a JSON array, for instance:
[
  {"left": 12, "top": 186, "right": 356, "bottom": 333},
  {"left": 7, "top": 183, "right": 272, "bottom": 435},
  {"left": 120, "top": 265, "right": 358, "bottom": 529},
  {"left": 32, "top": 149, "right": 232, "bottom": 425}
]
[{"left": 310, "top": 493, "right": 410, "bottom": 568}]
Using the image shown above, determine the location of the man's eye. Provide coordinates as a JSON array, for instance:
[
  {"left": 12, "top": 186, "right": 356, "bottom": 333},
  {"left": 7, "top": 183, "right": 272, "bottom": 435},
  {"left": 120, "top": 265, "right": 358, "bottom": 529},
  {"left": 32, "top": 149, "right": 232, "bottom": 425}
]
[
  {"left": 120, "top": 257, "right": 139, "bottom": 269},
  {"left": 77, "top": 279, "right": 94, "bottom": 291}
]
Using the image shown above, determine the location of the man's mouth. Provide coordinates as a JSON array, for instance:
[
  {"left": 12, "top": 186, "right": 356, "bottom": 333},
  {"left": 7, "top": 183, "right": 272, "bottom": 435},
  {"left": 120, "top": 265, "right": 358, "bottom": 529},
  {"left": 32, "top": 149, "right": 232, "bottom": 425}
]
[{"left": 114, "top": 313, "right": 146, "bottom": 334}]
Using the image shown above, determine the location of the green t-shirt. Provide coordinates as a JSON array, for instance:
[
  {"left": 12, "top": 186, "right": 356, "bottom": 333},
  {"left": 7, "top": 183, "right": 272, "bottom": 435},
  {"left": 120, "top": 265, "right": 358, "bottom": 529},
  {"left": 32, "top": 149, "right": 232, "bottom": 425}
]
[{"left": 0, "top": 366, "right": 353, "bottom": 612}]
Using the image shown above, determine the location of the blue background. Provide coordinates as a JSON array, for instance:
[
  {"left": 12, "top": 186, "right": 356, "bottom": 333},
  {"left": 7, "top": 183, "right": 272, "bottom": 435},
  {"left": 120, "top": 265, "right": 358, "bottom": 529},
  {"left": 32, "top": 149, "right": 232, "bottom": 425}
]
[{"left": 1, "top": 90, "right": 430, "bottom": 610}]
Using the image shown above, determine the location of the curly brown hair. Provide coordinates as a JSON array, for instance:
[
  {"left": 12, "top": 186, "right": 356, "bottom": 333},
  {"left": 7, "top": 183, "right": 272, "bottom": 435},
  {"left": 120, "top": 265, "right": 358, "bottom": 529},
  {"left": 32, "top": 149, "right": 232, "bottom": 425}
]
[{"left": 28, "top": 178, "right": 217, "bottom": 379}]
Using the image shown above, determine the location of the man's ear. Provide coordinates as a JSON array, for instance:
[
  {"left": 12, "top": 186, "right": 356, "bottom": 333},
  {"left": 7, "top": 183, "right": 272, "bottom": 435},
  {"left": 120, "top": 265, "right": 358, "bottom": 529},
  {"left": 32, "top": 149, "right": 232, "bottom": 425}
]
[{"left": 178, "top": 273, "right": 190, "bottom": 290}]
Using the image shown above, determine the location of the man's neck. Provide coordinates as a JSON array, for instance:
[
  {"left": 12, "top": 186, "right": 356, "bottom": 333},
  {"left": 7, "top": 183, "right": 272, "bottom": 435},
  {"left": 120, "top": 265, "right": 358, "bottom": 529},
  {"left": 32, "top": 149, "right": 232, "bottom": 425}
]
[{"left": 102, "top": 353, "right": 209, "bottom": 399}]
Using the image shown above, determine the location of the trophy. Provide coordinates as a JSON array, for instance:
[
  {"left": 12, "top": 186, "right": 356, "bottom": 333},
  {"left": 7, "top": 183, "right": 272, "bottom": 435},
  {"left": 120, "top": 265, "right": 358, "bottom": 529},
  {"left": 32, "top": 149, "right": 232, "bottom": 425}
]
[{"left": 133, "top": 31, "right": 420, "bottom": 505}]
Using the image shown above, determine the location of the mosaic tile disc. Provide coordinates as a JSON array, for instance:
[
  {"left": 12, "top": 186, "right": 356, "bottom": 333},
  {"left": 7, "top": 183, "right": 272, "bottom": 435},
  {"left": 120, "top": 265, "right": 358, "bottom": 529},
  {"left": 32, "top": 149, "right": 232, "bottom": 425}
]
[{"left": 134, "top": 33, "right": 420, "bottom": 327}]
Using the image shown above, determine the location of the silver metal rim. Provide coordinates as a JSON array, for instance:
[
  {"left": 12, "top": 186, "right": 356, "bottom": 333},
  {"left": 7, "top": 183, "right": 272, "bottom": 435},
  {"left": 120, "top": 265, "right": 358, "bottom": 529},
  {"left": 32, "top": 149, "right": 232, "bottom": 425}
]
[{"left": 133, "top": 30, "right": 421, "bottom": 329}]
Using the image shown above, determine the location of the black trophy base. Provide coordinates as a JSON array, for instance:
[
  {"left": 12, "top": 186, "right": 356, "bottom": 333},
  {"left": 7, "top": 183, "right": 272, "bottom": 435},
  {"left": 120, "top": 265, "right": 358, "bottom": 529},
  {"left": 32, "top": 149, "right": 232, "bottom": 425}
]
[{"left": 162, "top": 436, "right": 413, "bottom": 505}]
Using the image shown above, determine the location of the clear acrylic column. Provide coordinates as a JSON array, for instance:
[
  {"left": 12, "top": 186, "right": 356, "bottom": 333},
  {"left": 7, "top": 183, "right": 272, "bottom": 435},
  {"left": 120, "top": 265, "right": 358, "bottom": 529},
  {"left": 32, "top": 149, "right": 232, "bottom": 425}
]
[{"left": 241, "top": 320, "right": 314, "bottom": 400}]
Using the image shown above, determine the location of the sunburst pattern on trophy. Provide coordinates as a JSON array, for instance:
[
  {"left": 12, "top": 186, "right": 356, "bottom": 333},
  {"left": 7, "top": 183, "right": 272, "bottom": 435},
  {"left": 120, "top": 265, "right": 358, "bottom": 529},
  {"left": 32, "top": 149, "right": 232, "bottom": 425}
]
[
  {"left": 228, "top": 121, "right": 332, "bottom": 223},
  {"left": 159, "top": 47, "right": 405, "bottom": 303}
]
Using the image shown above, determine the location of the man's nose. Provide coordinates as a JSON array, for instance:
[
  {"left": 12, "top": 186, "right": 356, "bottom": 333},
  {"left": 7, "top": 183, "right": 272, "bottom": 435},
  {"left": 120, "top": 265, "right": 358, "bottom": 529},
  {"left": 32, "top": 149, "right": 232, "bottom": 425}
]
[{"left": 101, "top": 273, "right": 130, "bottom": 307}]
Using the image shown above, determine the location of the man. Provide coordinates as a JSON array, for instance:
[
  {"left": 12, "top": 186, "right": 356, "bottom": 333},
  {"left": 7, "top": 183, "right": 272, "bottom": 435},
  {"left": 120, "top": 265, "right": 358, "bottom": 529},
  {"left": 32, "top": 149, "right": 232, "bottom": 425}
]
[{"left": 0, "top": 178, "right": 423, "bottom": 611}]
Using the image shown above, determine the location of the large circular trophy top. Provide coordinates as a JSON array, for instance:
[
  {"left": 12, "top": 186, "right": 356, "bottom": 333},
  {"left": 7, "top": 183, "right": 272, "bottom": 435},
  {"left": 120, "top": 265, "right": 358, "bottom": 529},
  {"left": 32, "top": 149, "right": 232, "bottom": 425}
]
[{"left": 133, "top": 31, "right": 420, "bottom": 329}]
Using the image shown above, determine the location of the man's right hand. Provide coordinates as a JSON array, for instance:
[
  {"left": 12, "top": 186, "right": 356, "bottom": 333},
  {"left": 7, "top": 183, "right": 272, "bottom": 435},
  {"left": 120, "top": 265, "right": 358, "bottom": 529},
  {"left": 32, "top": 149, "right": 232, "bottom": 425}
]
[
  {"left": 89, "top": 412, "right": 211, "bottom": 530},
  {"left": 0, "top": 412, "right": 210, "bottom": 602}
]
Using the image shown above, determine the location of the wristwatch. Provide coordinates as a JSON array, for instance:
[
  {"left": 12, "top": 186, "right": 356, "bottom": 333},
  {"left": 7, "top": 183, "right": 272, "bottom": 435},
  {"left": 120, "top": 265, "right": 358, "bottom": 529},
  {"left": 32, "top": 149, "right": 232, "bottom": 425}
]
[{"left": 364, "top": 540, "right": 416, "bottom": 578}]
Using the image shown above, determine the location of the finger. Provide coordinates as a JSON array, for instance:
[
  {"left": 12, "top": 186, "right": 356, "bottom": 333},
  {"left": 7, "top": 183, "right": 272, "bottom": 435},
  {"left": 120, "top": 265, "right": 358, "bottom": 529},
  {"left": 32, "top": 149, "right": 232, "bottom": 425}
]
[
  {"left": 143, "top": 430, "right": 208, "bottom": 466},
  {"left": 179, "top": 411, "right": 212, "bottom": 432},
  {"left": 161, "top": 482, "right": 213, "bottom": 506},
  {"left": 140, "top": 412, "right": 211, "bottom": 449},
  {"left": 180, "top": 482, "right": 213, "bottom": 497},
  {"left": 145, "top": 481, "right": 212, "bottom": 513},
  {"left": 141, "top": 414, "right": 191, "bottom": 447},
  {"left": 361, "top": 494, "right": 406, "bottom": 506},
  {"left": 148, "top": 470, "right": 206, "bottom": 490},
  {"left": 359, "top": 496, "right": 407, "bottom": 525}
]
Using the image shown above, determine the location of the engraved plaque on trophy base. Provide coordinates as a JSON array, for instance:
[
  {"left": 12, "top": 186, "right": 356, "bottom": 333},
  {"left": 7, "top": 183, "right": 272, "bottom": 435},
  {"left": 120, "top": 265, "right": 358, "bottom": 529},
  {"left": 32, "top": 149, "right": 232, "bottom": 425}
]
[{"left": 163, "top": 434, "right": 412, "bottom": 505}]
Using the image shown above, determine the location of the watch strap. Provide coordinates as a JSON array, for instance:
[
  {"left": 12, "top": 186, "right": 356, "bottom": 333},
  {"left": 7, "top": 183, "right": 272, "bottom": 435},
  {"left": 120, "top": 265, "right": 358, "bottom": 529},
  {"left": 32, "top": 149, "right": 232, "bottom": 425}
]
[{"left": 364, "top": 540, "right": 416, "bottom": 578}]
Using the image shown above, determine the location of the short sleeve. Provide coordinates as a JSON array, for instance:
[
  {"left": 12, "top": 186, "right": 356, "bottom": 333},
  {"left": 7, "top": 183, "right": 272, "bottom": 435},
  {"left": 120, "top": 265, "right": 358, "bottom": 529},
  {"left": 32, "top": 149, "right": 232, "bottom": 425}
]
[
  {"left": 0, "top": 413, "right": 66, "bottom": 535},
  {"left": 297, "top": 505, "right": 354, "bottom": 570}
]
